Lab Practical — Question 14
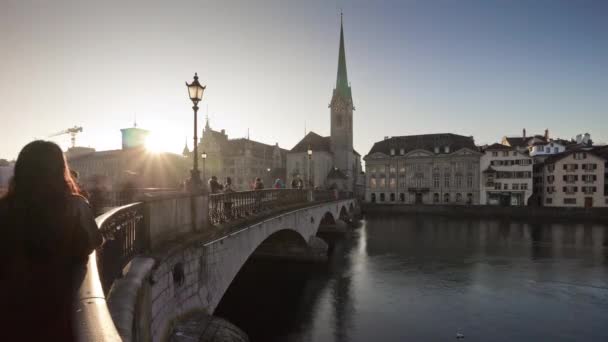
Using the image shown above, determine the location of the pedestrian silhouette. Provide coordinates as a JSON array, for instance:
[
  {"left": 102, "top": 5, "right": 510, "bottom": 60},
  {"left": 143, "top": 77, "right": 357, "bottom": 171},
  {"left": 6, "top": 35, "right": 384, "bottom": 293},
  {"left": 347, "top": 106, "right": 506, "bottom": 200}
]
[{"left": 0, "top": 140, "right": 103, "bottom": 341}]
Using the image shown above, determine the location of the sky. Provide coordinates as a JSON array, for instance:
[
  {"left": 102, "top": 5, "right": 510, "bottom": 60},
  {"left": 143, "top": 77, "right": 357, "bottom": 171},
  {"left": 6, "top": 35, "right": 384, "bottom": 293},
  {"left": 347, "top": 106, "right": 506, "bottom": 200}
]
[{"left": 1, "top": 0, "right": 607, "bottom": 160}]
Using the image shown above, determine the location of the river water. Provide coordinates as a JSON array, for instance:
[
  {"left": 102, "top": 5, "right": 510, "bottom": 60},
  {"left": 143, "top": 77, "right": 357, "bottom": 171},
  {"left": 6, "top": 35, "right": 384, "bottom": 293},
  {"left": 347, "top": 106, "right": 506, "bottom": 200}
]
[{"left": 214, "top": 214, "right": 608, "bottom": 342}]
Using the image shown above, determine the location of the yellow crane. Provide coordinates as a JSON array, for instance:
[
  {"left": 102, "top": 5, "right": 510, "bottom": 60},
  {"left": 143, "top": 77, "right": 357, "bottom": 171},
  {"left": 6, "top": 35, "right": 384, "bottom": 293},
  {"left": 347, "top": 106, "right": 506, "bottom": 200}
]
[{"left": 49, "top": 126, "right": 83, "bottom": 149}]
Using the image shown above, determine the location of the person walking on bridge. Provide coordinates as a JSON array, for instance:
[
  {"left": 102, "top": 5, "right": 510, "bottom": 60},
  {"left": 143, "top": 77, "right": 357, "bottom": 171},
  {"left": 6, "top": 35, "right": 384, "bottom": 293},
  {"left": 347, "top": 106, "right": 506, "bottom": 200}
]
[{"left": 0, "top": 140, "right": 103, "bottom": 341}]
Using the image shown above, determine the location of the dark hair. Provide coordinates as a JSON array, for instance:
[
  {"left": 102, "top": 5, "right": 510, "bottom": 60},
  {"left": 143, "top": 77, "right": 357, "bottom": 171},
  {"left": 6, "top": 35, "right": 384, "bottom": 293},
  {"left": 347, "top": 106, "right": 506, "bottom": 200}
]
[{"left": 5, "top": 140, "right": 80, "bottom": 201}]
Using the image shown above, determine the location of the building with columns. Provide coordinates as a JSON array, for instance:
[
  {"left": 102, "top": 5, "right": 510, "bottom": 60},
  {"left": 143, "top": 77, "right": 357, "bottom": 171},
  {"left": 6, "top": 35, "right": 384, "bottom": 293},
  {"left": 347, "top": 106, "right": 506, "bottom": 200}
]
[
  {"left": 364, "top": 133, "right": 481, "bottom": 204},
  {"left": 287, "top": 15, "right": 362, "bottom": 192}
]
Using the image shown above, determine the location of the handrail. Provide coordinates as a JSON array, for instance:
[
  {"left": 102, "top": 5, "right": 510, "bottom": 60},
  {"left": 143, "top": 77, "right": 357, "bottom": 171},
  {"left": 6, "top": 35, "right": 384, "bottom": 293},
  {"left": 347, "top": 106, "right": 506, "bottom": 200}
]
[{"left": 75, "top": 203, "right": 145, "bottom": 342}]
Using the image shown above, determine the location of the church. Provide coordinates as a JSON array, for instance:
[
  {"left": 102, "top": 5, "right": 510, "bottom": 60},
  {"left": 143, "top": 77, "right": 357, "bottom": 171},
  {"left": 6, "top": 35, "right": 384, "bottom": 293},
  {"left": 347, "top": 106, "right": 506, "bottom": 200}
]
[{"left": 287, "top": 16, "right": 363, "bottom": 193}]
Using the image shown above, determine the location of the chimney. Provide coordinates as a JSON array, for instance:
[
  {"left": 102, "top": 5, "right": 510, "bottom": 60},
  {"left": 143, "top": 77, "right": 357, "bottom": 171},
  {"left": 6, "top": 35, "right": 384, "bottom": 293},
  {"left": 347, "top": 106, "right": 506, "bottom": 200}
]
[
  {"left": 544, "top": 129, "right": 549, "bottom": 140},
  {"left": 522, "top": 128, "right": 526, "bottom": 138},
  {"left": 384, "top": 136, "right": 389, "bottom": 140},
  {"left": 576, "top": 134, "right": 582, "bottom": 144}
]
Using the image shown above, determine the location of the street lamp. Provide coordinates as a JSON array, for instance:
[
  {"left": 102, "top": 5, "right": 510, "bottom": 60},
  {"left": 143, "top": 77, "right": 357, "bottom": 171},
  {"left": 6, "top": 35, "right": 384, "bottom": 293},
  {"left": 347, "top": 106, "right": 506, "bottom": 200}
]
[
  {"left": 201, "top": 152, "right": 207, "bottom": 186},
  {"left": 186, "top": 73, "right": 206, "bottom": 191},
  {"left": 307, "top": 146, "right": 313, "bottom": 189}
]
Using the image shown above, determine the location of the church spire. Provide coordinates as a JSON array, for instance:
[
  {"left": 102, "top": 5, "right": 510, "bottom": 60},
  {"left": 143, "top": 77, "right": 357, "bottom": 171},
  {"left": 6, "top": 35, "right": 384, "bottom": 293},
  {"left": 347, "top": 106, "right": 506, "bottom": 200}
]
[{"left": 335, "top": 12, "right": 351, "bottom": 100}]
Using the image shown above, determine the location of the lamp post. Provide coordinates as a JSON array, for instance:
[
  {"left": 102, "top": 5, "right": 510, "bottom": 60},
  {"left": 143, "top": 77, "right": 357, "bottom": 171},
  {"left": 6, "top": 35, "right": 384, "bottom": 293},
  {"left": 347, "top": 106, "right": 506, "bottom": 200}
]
[
  {"left": 307, "top": 146, "right": 313, "bottom": 189},
  {"left": 186, "top": 73, "right": 206, "bottom": 191},
  {"left": 201, "top": 152, "right": 207, "bottom": 187}
]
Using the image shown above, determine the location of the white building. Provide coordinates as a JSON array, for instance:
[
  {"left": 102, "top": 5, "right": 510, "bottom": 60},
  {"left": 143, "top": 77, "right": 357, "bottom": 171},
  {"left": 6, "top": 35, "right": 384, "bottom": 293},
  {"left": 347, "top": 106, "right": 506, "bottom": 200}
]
[
  {"left": 528, "top": 141, "right": 567, "bottom": 158},
  {"left": 480, "top": 143, "right": 533, "bottom": 206}
]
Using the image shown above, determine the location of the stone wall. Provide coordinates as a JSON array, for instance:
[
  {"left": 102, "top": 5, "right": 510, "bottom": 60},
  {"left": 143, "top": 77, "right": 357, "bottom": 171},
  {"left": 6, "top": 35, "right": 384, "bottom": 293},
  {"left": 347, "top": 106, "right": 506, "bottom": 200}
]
[{"left": 362, "top": 203, "right": 608, "bottom": 222}]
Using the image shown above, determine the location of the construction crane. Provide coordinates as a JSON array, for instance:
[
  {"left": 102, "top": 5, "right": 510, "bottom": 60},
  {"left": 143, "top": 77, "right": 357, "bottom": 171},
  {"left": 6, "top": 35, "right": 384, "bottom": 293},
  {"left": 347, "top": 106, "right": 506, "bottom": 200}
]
[{"left": 49, "top": 126, "right": 83, "bottom": 149}]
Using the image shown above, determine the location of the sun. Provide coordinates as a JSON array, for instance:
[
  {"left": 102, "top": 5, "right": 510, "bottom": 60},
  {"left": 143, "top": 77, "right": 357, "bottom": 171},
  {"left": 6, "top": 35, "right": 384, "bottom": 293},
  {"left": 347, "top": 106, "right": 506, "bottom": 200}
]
[{"left": 145, "top": 132, "right": 165, "bottom": 153}]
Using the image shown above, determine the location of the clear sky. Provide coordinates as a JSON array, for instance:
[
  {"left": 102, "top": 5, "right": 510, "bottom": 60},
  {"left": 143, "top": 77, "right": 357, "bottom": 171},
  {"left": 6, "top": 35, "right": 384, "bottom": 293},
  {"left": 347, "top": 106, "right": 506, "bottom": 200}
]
[{"left": 1, "top": 0, "right": 606, "bottom": 160}]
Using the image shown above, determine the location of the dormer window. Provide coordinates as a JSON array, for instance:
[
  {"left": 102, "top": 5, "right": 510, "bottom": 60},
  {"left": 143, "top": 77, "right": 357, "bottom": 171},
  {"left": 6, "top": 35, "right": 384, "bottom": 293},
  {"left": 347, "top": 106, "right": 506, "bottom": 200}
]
[
  {"left": 390, "top": 148, "right": 395, "bottom": 156},
  {"left": 400, "top": 148, "right": 405, "bottom": 155},
  {"left": 434, "top": 147, "right": 440, "bottom": 154},
  {"left": 444, "top": 146, "right": 450, "bottom": 153}
]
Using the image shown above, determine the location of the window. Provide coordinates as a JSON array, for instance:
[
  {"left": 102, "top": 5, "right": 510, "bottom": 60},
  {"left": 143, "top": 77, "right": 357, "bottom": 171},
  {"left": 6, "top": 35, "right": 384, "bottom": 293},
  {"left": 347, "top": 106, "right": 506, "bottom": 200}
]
[
  {"left": 503, "top": 183, "right": 508, "bottom": 190},
  {"left": 380, "top": 193, "right": 385, "bottom": 202},
  {"left": 400, "top": 193, "right": 405, "bottom": 202},
  {"left": 545, "top": 147, "right": 551, "bottom": 153},
  {"left": 563, "top": 175, "right": 578, "bottom": 183},
  {"left": 573, "top": 152, "right": 587, "bottom": 160},
  {"left": 563, "top": 198, "right": 576, "bottom": 205},
  {"left": 503, "top": 151, "right": 509, "bottom": 157},
  {"left": 582, "top": 186, "right": 597, "bottom": 194},
  {"left": 563, "top": 186, "right": 578, "bottom": 194},
  {"left": 547, "top": 164, "right": 555, "bottom": 172},
  {"left": 582, "top": 163, "right": 597, "bottom": 171},
  {"left": 546, "top": 198, "right": 553, "bottom": 204},
  {"left": 444, "top": 146, "right": 450, "bottom": 153},
  {"left": 434, "top": 147, "right": 440, "bottom": 154},
  {"left": 444, "top": 174, "right": 450, "bottom": 187},
  {"left": 546, "top": 186, "right": 555, "bottom": 194},
  {"left": 554, "top": 147, "right": 559, "bottom": 153},
  {"left": 582, "top": 175, "right": 597, "bottom": 182},
  {"left": 390, "top": 166, "right": 396, "bottom": 174},
  {"left": 433, "top": 193, "right": 439, "bottom": 203},
  {"left": 379, "top": 178, "right": 386, "bottom": 188},
  {"left": 466, "top": 193, "right": 473, "bottom": 204},
  {"left": 444, "top": 193, "right": 450, "bottom": 203},
  {"left": 390, "top": 193, "right": 395, "bottom": 201},
  {"left": 390, "top": 148, "right": 395, "bottom": 156},
  {"left": 433, "top": 174, "right": 440, "bottom": 188},
  {"left": 456, "top": 193, "right": 462, "bottom": 202},
  {"left": 521, "top": 183, "right": 528, "bottom": 190},
  {"left": 369, "top": 166, "right": 376, "bottom": 174},
  {"left": 455, "top": 175, "right": 463, "bottom": 188},
  {"left": 494, "top": 182, "right": 502, "bottom": 190},
  {"left": 400, "top": 148, "right": 405, "bottom": 155},
  {"left": 466, "top": 174, "right": 473, "bottom": 188},
  {"left": 512, "top": 184, "right": 519, "bottom": 190},
  {"left": 370, "top": 178, "right": 377, "bottom": 189},
  {"left": 389, "top": 178, "right": 396, "bottom": 189},
  {"left": 547, "top": 175, "right": 555, "bottom": 183},
  {"left": 492, "top": 151, "right": 498, "bottom": 157}
]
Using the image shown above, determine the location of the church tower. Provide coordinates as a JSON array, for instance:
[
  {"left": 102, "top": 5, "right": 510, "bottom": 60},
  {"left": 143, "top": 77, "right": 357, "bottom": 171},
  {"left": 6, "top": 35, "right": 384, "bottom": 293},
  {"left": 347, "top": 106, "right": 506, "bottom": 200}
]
[{"left": 329, "top": 14, "right": 354, "bottom": 177}]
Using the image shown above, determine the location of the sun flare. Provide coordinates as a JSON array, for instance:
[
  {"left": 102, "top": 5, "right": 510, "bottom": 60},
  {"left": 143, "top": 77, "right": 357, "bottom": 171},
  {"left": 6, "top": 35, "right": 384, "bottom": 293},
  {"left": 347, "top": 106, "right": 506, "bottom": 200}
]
[{"left": 145, "top": 133, "right": 165, "bottom": 153}]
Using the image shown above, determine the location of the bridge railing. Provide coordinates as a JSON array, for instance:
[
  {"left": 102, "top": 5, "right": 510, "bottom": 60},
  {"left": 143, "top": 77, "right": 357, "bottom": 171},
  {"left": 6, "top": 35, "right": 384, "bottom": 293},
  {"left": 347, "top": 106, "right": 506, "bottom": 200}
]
[
  {"left": 209, "top": 189, "right": 308, "bottom": 225},
  {"left": 95, "top": 202, "right": 147, "bottom": 293}
]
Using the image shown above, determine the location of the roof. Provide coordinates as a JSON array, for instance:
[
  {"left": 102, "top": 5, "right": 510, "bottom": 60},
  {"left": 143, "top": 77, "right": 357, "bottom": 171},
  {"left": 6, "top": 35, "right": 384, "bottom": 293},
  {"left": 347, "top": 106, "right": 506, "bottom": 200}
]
[
  {"left": 366, "top": 133, "right": 477, "bottom": 156},
  {"left": 290, "top": 131, "right": 332, "bottom": 153},
  {"left": 222, "top": 138, "right": 287, "bottom": 158},
  {"left": 484, "top": 143, "right": 513, "bottom": 151},
  {"left": 334, "top": 14, "right": 351, "bottom": 101},
  {"left": 503, "top": 137, "right": 529, "bottom": 148},
  {"left": 327, "top": 168, "right": 348, "bottom": 179},
  {"left": 543, "top": 148, "right": 606, "bottom": 165},
  {"left": 482, "top": 166, "right": 497, "bottom": 174}
]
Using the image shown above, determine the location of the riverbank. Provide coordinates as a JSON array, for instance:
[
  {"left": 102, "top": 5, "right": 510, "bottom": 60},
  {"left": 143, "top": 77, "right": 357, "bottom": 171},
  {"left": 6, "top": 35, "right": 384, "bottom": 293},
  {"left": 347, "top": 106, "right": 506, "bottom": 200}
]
[{"left": 362, "top": 203, "right": 608, "bottom": 222}]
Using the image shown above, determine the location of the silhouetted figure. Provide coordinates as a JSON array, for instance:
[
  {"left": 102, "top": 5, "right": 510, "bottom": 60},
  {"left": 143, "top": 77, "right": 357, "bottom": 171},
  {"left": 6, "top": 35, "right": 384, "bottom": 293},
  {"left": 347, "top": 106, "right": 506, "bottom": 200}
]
[
  {"left": 224, "top": 177, "right": 235, "bottom": 193},
  {"left": 208, "top": 176, "right": 223, "bottom": 194},
  {"left": 0, "top": 140, "right": 103, "bottom": 342},
  {"left": 254, "top": 177, "right": 264, "bottom": 190},
  {"left": 273, "top": 178, "right": 284, "bottom": 189}
]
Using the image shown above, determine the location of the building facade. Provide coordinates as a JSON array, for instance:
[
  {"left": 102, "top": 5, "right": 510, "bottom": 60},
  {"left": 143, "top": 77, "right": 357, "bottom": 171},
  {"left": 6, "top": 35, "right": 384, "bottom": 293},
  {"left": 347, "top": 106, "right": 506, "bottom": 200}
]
[
  {"left": 364, "top": 134, "right": 481, "bottom": 204},
  {"left": 538, "top": 150, "right": 607, "bottom": 208},
  {"left": 195, "top": 120, "right": 288, "bottom": 190},
  {"left": 479, "top": 143, "right": 533, "bottom": 206},
  {"left": 287, "top": 15, "right": 362, "bottom": 193}
]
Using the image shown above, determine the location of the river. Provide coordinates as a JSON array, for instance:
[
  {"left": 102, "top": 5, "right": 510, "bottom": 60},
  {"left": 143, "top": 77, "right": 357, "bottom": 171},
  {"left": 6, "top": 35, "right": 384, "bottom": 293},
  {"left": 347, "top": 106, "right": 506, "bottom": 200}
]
[{"left": 214, "top": 214, "right": 608, "bottom": 342}]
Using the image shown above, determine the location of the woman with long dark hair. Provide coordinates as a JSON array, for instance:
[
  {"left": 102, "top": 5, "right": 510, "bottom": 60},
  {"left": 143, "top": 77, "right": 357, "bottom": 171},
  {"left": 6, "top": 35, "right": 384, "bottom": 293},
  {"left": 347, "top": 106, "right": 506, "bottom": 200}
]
[{"left": 0, "top": 140, "right": 103, "bottom": 341}]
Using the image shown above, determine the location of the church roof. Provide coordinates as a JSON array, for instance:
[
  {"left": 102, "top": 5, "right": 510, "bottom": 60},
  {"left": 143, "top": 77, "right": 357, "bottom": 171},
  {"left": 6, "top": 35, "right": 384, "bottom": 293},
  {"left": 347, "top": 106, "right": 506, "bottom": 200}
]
[
  {"left": 366, "top": 133, "right": 477, "bottom": 156},
  {"left": 334, "top": 14, "right": 352, "bottom": 101},
  {"left": 222, "top": 138, "right": 288, "bottom": 158},
  {"left": 290, "top": 131, "right": 332, "bottom": 153}
]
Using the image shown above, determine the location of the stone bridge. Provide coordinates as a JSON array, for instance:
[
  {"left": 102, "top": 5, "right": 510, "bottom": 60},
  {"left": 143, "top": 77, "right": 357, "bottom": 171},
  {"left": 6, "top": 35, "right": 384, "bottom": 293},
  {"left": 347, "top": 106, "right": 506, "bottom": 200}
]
[{"left": 74, "top": 189, "right": 359, "bottom": 342}]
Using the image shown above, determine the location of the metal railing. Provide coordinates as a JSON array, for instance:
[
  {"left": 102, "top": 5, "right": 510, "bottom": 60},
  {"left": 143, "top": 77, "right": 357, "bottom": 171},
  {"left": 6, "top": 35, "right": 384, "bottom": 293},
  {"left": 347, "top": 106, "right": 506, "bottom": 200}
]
[
  {"left": 95, "top": 202, "right": 147, "bottom": 293},
  {"left": 208, "top": 189, "right": 355, "bottom": 225},
  {"left": 208, "top": 189, "right": 308, "bottom": 225}
]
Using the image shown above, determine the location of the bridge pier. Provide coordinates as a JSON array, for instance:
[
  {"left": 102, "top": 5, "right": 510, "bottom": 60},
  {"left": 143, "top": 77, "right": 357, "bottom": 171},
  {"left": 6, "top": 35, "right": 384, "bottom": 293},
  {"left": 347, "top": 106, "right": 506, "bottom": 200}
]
[{"left": 317, "top": 218, "right": 349, "bottom": 234}]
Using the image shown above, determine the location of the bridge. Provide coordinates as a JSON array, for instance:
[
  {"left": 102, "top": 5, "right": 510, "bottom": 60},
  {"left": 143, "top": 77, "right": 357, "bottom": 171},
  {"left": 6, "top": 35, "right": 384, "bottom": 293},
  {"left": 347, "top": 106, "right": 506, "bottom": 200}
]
[{"left": 74, "top": 189, "right": 359, "bottom": 342}]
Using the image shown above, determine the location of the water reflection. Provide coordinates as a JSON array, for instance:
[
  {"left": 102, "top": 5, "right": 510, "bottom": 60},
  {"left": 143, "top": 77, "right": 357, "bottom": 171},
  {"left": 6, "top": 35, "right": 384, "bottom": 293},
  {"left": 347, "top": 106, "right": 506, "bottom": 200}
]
[{"left": 216, "top": 214, "right": 608, "bottom": 342}]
